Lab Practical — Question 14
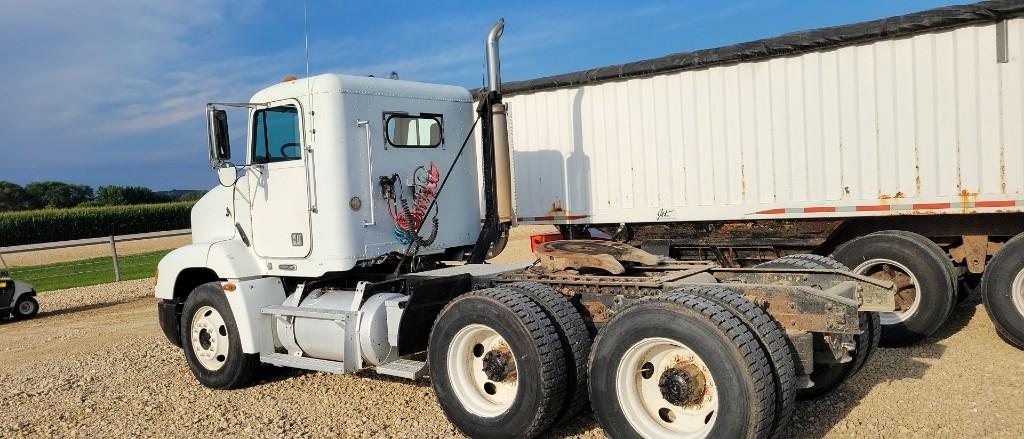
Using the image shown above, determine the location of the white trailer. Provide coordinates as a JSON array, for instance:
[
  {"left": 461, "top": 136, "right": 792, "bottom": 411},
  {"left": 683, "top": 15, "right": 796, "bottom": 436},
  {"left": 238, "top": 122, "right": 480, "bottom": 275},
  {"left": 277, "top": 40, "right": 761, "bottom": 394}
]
[
  {"left": 498, "top": 1, "right": 1024, "bottom": 349},
  {"left": 154, "top": 3, "right": 1024, "bottom": 438}
]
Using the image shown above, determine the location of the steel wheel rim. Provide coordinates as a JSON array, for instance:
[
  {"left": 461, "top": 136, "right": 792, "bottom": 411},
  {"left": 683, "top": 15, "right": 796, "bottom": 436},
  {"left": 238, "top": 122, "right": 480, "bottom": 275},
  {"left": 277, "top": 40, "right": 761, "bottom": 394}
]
[
  {"left": 855, "top": 258, "right": 921, "bottom": 325},
  {"left": 615, "top": 337, "right": 718, "bottom": 438},
  {"left": 1012, "top": 268, "right": 1024, "bottom": 318},
  {"left": 446, "top": 324, "right": 518, "bottom": 418},
  {"left": 17, "top": 299, "right": 35, "bottom": 315},
  {"left": 190, "top": 306, "right": 230, "bottom": 371}
]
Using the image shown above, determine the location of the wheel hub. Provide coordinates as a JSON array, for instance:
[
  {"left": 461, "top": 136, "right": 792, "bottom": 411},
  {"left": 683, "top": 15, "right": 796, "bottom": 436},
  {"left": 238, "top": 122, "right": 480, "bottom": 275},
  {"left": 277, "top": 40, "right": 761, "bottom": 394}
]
[
  {"left": 198, "top": 329, "right": 213, "bottom": 350},
  {"left": 481, "top": 347, "right": 516, "bottom": 382},
  {"left": 659, "top": 364, "right": 706, "bottom": 406}
]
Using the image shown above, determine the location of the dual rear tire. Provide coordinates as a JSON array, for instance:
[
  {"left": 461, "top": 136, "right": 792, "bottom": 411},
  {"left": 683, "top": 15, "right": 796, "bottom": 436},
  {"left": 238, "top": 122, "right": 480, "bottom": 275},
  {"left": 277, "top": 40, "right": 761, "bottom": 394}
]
[{"left": 980, "top": 234, "right": 1024, "bottom": 349}]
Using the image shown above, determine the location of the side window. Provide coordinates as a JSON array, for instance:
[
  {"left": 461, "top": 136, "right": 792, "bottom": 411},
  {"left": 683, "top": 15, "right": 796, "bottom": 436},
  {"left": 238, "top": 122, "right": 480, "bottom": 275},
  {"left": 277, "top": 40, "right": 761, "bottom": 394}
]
[
  {"left": 252, "top": 106, "right": 301, "bottom": 164},
  {"left": 384, "top": 113, "right": 443, "bottom": 148}
]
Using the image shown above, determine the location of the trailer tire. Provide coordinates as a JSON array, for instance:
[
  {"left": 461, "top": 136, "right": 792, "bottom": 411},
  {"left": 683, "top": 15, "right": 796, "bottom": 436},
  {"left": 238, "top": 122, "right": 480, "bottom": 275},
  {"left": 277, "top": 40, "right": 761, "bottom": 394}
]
[
  {"left": 428, "top": 288, "right": 566, "bottom": 439},
  {"left": 832, "top": 231, "right": 956, "bottom": 346},
  {"left": 980, "top": 234, "right": 1024, "bottom": 349},
  {"left": 755, "top": 255, "right": 881, "bottom": 397},
  {"left": 589, "top": 292, "right": 776, "bottom": 439},
  {"left": 180, "top": 283, "right": 260, "bottom": 389},
  {"left": 505, "top": 282, "right": 592, "bottom": 422},
  {"left": 674, "top": 285, "right": 796, "bottom": 438},
  {"left": 12, "top": 294, "right": 39, "bottom": 319}
]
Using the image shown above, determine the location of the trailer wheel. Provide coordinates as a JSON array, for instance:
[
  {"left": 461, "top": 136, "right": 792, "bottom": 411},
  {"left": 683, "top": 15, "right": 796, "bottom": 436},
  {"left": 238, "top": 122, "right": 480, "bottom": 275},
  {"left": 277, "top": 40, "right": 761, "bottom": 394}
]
[
  {"left": 180, "top": 283, "right": 260, "bottom": 389},
  {"left": 505, "top": 282, "right": 592, "bottom": 422},
  {"left": 832, "top": 231, "right": 956, "bottom": 346},
  {"left": 980, "top": 234, "right": 1024, "bottom": 349},
  {"left": 756, "top": 255, "right": 881, "bottom": 397},
  {"left": 12, "top": 295, "right": 39, "bottom": 319},
  {"left": 428, "top": 288, "right": 566, "bottom": 439},
  {"left": 589, "top": 292, "right": 776, "bottom": 439}
]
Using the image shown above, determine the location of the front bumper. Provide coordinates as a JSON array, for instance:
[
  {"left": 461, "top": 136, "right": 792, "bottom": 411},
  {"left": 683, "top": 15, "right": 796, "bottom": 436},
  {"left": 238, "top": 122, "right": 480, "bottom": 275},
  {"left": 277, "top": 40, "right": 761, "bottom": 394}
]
[{"left": 157, "top": 299, "right": 182, "bottom": 348}]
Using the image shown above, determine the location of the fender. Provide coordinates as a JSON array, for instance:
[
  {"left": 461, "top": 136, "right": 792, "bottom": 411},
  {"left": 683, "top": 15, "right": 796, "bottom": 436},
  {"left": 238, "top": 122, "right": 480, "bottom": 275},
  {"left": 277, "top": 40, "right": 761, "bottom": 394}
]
[
  {"left": 12, "top": 280, "right": 35, "bottom": 302},
  {"left": 155, "top": 243, "right": 214, "bottom": 300},
  {"left": 220, "top": 277, "right": 286, "bottom": 353},
  {"left": 155, "top": 238, "right": 265, "bottom": 300}
]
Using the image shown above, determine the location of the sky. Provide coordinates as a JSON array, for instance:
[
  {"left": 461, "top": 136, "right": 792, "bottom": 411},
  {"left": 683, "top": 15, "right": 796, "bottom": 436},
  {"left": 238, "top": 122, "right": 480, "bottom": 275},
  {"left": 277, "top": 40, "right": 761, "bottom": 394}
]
[{"left": 0, "top": 0, "right": 963, "bottom": 190}]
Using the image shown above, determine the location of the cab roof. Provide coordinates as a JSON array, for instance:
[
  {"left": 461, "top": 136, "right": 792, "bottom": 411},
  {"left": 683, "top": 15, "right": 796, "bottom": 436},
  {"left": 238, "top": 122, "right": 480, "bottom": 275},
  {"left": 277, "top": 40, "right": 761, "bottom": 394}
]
[{"left": 250, "top": 73, "right": 472, "bottom": 104}]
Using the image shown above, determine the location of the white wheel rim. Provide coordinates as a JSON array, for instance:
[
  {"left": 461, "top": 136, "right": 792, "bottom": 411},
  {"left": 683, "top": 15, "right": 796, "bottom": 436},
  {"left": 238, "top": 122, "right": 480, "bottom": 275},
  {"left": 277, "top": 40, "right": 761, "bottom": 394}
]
[
  {"left": 855, "top": 258, "right": 921, "bottom": 325},
  {"left": 17, "top": 299, "right": 35, "bottom": 315},
  {"left": 1012, "top": 268, "right": 1024, "bottom": 318},
  {"left": 446, "top": 324, "right": 518, "bottom": 418},
  {"left": 190, "top": 306, "right": 230, "bottom": 371},
  {"left": 616, "top": 337, "right": 718, "bottom": 438}
]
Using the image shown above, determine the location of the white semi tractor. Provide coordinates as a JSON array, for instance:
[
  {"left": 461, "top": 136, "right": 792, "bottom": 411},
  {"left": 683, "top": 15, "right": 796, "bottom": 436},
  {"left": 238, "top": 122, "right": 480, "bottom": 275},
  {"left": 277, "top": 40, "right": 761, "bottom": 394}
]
[
  {"left": 497, "top": 0, "right": 1024, "bottom": 350},
  {"left": 148, "top": 7, "right": 1016, "bottom": 439}
]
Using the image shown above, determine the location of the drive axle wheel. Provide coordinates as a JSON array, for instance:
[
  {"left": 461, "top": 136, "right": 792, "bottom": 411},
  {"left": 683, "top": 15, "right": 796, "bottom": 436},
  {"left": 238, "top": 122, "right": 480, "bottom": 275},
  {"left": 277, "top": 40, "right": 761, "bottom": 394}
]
[
  {"left": 180, "top": 283, "right": 260, "bottom": 389},
  {"left": 589, "top": 293, "right": 776, "bottom": 439},
  {"left": 616, "top": 338, "right": 718, "bottom": 438},
  {"left": 446, "top": 324, "right": 520, "bottom": 417},
  {"left": 429, "top": 288, "right": 566, "bottom": 439}
]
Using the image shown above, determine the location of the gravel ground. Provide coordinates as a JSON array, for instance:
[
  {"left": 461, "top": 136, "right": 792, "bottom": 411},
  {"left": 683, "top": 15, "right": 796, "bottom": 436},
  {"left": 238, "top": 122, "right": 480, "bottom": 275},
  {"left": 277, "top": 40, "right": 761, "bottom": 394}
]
[{"left": 1, "top": 228, "right": 1022, "bottom": 438}]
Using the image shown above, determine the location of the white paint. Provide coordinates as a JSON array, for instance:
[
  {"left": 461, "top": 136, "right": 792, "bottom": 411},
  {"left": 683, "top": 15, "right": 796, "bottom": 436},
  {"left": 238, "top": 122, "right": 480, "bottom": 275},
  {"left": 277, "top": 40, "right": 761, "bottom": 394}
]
[{"left": 501, "top": 19, "right": 1024, "bottom": 223}]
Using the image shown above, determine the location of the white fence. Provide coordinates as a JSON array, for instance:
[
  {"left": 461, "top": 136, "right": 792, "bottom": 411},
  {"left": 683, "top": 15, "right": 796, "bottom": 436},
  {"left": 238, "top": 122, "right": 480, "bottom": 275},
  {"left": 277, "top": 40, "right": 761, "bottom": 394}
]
[{"left": 0, "top": 229, "right": 190, "bottom": 281}]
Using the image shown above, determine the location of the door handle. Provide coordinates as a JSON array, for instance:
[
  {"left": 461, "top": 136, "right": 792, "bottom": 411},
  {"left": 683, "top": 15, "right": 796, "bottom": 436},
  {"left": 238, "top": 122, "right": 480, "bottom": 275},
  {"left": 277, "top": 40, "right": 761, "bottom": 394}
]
[{"left": 357, "top": 120, "right": 375, "bottom": 226}]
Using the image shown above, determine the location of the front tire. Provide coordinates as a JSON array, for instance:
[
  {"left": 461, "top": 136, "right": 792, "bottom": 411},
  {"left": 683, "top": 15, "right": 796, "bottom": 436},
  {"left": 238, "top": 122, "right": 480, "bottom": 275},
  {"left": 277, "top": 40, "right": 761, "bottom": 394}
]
[
  {"left": 12, "top": 295, "right": 39, "bottom": 319},
  {"left": 589, "top": 292, "right": 776, "bottom": 439},
  {"left": 180, "top": 283, "right": 260, "bottom": 389},
  {"left": 980, "top": 234, "right": 1024, "bottom": 349},
  {"left": 428, "top": 288, "right": 566, "bottom": 439}
]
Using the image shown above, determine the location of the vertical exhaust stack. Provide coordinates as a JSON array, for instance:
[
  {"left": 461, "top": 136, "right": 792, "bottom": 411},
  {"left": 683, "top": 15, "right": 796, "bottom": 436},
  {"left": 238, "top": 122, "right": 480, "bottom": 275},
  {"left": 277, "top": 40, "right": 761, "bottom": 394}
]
[
  {"left": 486, "top": 19, "right": 513, "bottom": 225},
  {"left": 470, "top": 18, "right": 512, "bottom": 263}
]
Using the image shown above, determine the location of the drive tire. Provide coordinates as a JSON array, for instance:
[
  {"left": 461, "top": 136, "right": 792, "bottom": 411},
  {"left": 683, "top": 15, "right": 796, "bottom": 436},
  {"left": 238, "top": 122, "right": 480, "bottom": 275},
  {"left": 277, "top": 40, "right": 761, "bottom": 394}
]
[
  {"left": 180, "top": 282, "right": 260, "bottom": 389},
  {"left": 832, "top": 231, "right": 956, "bottom": 346},
  {"left": 756, "top": 255, "right": 881, "bottom": 398},
  {"left": 505, "top": 282, "right": 592, "bottom": 423},
  {"left": 980, "top": 234, "right": 1024, "bottom": 349},
  {"left": 674, "top": 285, "right": 796, "bottom": 438},
  {"left": 589, "top": 292, "right": 776, "bottom": 439},
  {"left": 12, "top": 294, "right": 39, "bottom": 319},
  {"left": 429, "top": 288, "right": 566, "bottom": 439}
]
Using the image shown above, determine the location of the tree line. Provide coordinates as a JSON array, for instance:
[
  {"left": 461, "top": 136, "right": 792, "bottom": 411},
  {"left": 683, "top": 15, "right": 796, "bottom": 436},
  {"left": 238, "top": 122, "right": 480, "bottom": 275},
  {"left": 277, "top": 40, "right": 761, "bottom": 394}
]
[{"left": 0, "top": 181, "right": 204, "bottom": 212}]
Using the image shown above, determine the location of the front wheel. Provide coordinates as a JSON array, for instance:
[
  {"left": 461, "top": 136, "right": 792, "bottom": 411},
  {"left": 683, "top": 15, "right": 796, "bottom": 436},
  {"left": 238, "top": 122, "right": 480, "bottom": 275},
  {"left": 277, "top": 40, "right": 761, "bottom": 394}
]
[
  {"left": 180, "top": 283, "right": 260, "bottom": 389},
  {"left": 12, "top": 294, "right": 39, "bottom": 319}
]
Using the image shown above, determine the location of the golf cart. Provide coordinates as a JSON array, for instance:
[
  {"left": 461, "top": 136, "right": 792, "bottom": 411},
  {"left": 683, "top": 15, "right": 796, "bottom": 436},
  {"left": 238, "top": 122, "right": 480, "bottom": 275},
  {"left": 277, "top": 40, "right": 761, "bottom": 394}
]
[{"left": 0, "top": 255, "right": 38, "bottom": 320}]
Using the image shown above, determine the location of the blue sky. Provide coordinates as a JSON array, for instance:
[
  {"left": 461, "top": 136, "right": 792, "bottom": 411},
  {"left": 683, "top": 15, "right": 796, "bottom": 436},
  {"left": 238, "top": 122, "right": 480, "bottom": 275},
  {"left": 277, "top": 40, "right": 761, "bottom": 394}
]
[{"left": 0, "top": 0, "right": 961, "bottom": 190}]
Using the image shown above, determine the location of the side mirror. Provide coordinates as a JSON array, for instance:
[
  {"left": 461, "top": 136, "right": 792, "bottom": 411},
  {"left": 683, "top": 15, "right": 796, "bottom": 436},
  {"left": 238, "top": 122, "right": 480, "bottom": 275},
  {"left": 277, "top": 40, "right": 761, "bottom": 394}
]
[{"left": 207, "top": 107, "right": 231, "bottom": 162}]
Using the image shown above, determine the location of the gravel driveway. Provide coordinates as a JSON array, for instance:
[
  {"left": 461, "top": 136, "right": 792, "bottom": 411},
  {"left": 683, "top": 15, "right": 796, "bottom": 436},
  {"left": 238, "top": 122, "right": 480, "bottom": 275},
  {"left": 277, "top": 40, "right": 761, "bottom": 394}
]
[{"left": 1, "top": 229, "right": 1022, "bottom": 438}]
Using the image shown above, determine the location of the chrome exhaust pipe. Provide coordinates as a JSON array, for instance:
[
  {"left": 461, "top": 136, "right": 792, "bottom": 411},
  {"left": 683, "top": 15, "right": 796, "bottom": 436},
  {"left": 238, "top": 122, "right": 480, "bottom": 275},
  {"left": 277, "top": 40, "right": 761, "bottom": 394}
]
[{"left": 486, "top": 18, "right": 504, "bottom": 93}]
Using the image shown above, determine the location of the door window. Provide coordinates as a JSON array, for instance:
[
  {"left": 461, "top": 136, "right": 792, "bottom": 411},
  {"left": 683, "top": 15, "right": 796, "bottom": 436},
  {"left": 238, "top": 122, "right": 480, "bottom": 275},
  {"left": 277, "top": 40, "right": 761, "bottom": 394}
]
[{"left": 252, "top": 106, "right": 301, "bottom": 164}]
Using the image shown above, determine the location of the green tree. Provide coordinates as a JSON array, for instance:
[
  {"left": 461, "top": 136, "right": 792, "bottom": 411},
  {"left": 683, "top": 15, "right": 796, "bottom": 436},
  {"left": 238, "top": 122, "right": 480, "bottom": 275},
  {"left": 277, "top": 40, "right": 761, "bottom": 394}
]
[
  {"left": 95, "top": 185, "right": 172, "bottom": 205},
  {"left": 0, "top": 181, "right": 32, "bottom": 211},
  {"left": 24, "top": 181, "right": 94, "bottom": 209}
]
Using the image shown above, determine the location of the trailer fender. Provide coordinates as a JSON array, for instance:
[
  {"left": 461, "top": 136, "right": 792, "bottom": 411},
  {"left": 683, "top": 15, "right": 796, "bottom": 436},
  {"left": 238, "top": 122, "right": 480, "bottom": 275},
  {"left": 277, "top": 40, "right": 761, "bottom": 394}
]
[{"left": 219, "top": 277, "right": 286, "bottom": 354}]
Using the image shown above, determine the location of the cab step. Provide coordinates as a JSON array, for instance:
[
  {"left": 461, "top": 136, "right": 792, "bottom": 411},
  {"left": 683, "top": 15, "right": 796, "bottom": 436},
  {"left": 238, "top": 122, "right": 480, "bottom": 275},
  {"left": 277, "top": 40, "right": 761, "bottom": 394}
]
[
  {"left": 376, "top": 359, "right": 428, "bottom": 380},
  {"left": 260, "top": 352, "right": 357, "bottom": 374}
]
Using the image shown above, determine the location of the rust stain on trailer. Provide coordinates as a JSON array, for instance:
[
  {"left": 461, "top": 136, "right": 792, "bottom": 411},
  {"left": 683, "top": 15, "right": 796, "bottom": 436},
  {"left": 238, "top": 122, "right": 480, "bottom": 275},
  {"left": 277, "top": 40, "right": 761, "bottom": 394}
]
[
  {"left": 959, "top": 189, "right": 977, "bottom": 214},
  {"left": 740, "top": 164, "right": 747, "bottom": 201}
]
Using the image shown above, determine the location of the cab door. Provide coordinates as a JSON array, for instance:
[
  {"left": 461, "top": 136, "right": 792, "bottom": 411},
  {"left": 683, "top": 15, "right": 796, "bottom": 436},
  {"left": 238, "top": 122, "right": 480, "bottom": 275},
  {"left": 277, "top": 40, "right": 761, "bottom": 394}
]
[{"left": 247, "top": 102, "right": 312, "bottom": 258}]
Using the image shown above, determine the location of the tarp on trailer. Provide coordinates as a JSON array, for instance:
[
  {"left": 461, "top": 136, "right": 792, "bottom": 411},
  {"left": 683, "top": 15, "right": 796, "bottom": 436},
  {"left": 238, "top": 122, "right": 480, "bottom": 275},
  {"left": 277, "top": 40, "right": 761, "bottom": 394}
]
[{"left": 494, "top": 0, "right": 1024, "bottom": 96}]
